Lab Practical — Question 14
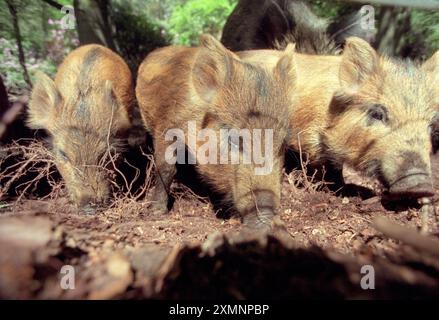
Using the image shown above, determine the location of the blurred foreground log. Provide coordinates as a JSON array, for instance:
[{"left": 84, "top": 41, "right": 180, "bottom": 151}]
[
  {"left": 373, "top": 216, "right": 439, "bottom": 257},
  {"left": 1, "top": 215, "right": 439, "bottom": 299}
]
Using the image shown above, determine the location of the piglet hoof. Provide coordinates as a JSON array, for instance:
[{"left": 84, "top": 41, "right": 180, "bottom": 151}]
[
  {"left": 148, "top": 201, "right": 169, "bottom": 216},
  {"left": 242, "top": 210, "right": 274, "bottom": 233},
  {"left": 80, "top": 204, "right": 98, "bottom": 215}
]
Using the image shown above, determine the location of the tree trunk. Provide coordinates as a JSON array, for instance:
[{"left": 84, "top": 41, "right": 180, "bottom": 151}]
[
  {"left": 0, "top": 75, "right": 9, "bottom": 117},
  {"left": 41, "top": 0, "right": 63, "bottom": 10},
  {"left": 73, "top": 0, "right": 119, "bottom": 53},
  {"left": 41, "top": 2, "right": 49, "bottom": 56},
  {"left": 6, "top": 0, "right": 32, "bottom": 89},
  {"left": 374, "top": 7, "right": 423, "bottom": 58}
]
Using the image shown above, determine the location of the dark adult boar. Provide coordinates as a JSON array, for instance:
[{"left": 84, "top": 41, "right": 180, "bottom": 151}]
[
  {"left": 239, "top": 37, "right": 439, "bottom": 199},
  {"left": 28, "top": 45, "right": 134, "bottom": 208},
  {"left": 136, "top": 35, "right": 295, "bottom": 230},
  {"left": 222, "top": 0, "right": 370, "bottom": 54}
]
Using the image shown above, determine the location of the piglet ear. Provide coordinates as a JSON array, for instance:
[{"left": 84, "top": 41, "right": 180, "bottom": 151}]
[
  {"left": 199, "top": 34, "right": 240, "bottom": 60},
  {"left": 27, "top": 71, "right": 61, "bottom": 131},
  {"left": 423, "top": 51, "right": 439, "bottom": 106},
  {"left": 102, "top": 80, "right": 131, "bottom": 131},
  {"left": 339, "top": 37, "right": 378, "bottom": 92},
  {"left": 423, "top": 50, "right": 439, "bottom": 73},
  {"left": 192, "top": 34, "right": 238, "bottom": 102},
  {"left": 274, "top": 43, "right": 296, "bottom": 86},
  {"left": 423, "top": 50, "right": 439, "bottom": 85}
]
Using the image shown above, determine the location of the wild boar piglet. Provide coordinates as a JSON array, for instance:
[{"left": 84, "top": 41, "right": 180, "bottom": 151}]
[
  {"left": 28, "top": 45, "right": 134, "bottom": 209},
  {"left": 323, "top": 38, "right": 439, "bottom": 199},
  {"left": 136, "top": 35, "right": 295, "bottom": 229},
  {"left": 239, "top": 37, "right": 439, "bottom": 200}
]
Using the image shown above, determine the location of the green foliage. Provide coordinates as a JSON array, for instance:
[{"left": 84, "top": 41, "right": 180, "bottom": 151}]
[
  {"left": 168, "top": 0, "right": 237, "bottom": 46},
  {"left": 0, "top": 0, "right": 437, "bottom": 94},
  {"left": 411, "top": 10, "right": 439, "bottom": 58},
  {"left": 111, "top": 0, "right": 170, "bottom": 73},
  {"left": 0, "top": 0, "right": 77, "bottom": 93},
  {"left": 310, "top": 0, "right": 346, "bottom": 18},
  {"left": 309, "top": 0, "right": 438, "bottom": 58},
  {"left": 142, "top": 0, "right": 187, "bottom": 22},
  {"left": 0, "top": 37, "right": 56, "bottom": 92}
]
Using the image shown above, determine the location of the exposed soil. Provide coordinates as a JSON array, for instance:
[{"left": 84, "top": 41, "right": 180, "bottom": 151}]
[{"left": 1, "top": 152, "right": 439, "bottom": 299}]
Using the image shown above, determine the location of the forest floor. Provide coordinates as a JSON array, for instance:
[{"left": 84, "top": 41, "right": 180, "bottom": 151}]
[{"left": 1, "top": 150, "right": 439, "bottom": 299}]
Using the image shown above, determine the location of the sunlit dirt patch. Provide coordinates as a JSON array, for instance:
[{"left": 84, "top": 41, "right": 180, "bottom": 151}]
[{"left": 0, "top": 142, "right": 438, "bottom": 298}]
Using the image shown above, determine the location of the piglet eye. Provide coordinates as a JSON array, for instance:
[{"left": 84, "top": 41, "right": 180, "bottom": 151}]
[
  {"left": 367, "top": 104, "right": 388, "bottom": 123},
  {"left": 430, "top": 117, "right": 439, "bottom": 154},
  {"left": 58, "top": 149, "right": 69, "bottom": 161},
  {"left": 431, "top": 130, "right": 439, "bottom": 154}
]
